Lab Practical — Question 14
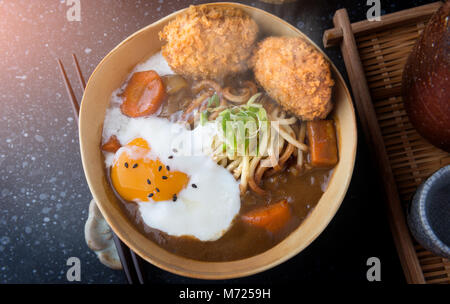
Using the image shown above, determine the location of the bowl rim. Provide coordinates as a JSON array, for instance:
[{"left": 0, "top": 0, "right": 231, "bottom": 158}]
[
  {"left": 412, "top": 165, "right": 450, "bottom": 257},
  {"left": 79, "top": 2, "right": 357, "bottom": 279}
]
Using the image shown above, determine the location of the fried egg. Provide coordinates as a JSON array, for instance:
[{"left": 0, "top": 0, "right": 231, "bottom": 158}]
[
  {"left": 111, "top": 138, "right": 189, "bottom": 202},
  {"left": 103, "top": 108, "right": 241, "bottom": 241}
]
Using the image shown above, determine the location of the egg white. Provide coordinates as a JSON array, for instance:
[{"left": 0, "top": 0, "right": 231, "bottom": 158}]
[{"left": 102, "top": 52, "right": 241, "bottom": 241}]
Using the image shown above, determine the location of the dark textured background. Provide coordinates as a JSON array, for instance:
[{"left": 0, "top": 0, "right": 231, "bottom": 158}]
[{"left": 0, "top": 0, "right": 436, "bottom": 283}]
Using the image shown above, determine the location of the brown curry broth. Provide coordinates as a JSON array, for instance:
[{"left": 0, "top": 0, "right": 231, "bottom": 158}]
[
  {"left": 109, "top": 75, "right": 334, "bottom": 261},
  {"left": 113, "top": 165, "right": 332, "bottom": 261}
]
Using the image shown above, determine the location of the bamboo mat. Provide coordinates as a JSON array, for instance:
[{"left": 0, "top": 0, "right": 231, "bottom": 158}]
[
  {"left": 324, "top": 2, "right": 449, "bottom": 283},
  {"left": 357, "top": 17, "right": 450, "bottom": 284}
]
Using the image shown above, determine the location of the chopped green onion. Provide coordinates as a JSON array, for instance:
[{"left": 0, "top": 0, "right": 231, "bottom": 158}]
[
  {"left": 200, "top": 110, "right": 209, "bottom": 125},
  {"left": 207, "top": 93, "right": 219, "bottom": 108},
  {"left": 211, "top": 92, "right": 270, "bottom": 157},
  {"left": 247, "top": 93, "right": 262, "bottom": 106}
]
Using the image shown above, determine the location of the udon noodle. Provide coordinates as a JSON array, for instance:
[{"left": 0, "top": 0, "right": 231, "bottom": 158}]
[{"left": 178, "top": 80, "right": 310, "bottom": 195}]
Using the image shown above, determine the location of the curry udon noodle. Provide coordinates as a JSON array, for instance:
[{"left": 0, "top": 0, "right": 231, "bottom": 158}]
[{"left": 101, "top": 6, "right": 338, "bottom": 262}]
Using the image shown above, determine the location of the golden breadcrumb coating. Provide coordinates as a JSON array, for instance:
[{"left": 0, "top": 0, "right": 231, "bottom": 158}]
[
  {"left": 251, "top": 36, "right": 334, "bottom": 121},
  {"left": 159, "top": 5, "right": 258, "bottom": 80}
]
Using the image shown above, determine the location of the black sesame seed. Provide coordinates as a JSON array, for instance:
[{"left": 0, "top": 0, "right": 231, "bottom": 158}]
[
  {"left": 132, "top": 163, "right": 138, "bottom": 168},
  {"left": 124, "top": 162, "right": 129, "bottom": 168},
  {"left": 147, "top": 179, "right": 151, "bottom": 185},
  {"left": 155, "top": 188, "right": 160, "bottom": 192},
  {"left": 172, "top": 194, "right": 177, "bottom": 202},
  {"left": 168, "top": 155, "right": 173, "bottom": 159},
  {"left": 148, "top": 193, "right": 154, "bottom": 198},
  {"left": 166, "top": 165, "right": 170, "bottom": 171},
  {"left": 158, "top": 166, "right": 162, "bottom": 172},
  {"left": 162, "top": 176, "right": 168, "bottom": 180},
  {"left": 192, "top": 184, "right": 197, "bottom": 188}
]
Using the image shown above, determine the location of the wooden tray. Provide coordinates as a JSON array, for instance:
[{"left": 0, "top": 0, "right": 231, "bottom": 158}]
[{"left": 323, "top": 2, "right": 450, "bottom": 284}]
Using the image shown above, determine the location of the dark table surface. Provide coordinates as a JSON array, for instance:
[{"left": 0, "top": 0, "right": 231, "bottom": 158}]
[{"left": 0, "top": 0, "right": 436, "bottom": 284}]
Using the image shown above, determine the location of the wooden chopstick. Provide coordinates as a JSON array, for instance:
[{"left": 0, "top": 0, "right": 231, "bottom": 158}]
[
  {"left": 72, "top": 53, "right": 87, "bottom": 92},
  {"left": 57, "top": 55, "right": 146, "bottom": 284},
  {"left": 57, "top": 59, "right": 80, "bottom": 123},
  {"left": 130, "top": 250, "right": 146, "bottom": 284},
  {"left": 323, "top": 2, "right": 442, "bottom": 47},
  {"left": 112, "top": 234, "right": 140, "bottom": 284}
]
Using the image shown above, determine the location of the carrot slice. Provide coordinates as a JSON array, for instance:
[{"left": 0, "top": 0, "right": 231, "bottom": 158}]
[
  {"left": 120, "top": 70, "right": 165, "bottom": 117},
  {"left": 307, "top": 120, "right": 338, "bottom": 167},
  {"left": 101, "top": 135, "right": 121, "bottom": 153},
  {"left": 241, "top": 200, "right": 291, "bottom": 233}
]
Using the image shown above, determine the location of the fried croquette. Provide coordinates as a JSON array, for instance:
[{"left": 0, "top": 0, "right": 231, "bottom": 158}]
[
  {"left": 159, "top": 5, "right": 258, "bottom": 81},
  {"left": 251, "top": 36, "right": 334, "bottom": 121}
]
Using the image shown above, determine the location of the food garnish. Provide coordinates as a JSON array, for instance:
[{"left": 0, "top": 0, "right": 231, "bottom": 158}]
[
  {"left": 306, "top": 120, "right": 338, "bottom": 167},
  {"left": 241, "top": 199, "right": 291, "bottom": 233},
  {"left": 101, "top": 135, "right": 121, "bottom": 153},
  {"left": 120, "top": 70, "right": 165, "bottom": 117}
]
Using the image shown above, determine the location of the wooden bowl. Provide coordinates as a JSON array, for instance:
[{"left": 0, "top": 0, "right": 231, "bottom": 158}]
[{"left": 79, "top": 2, "right": 357, "bottom": 279}]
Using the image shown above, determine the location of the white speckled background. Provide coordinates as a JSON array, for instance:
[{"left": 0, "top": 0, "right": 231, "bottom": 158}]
[{"left": 0, "top": 0, "right": 435, "bottom": 283}]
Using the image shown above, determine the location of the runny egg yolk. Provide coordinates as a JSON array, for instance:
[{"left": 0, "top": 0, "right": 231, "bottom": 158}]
[{"left": 110, "top": 138, "right": 189, "bottom": 202}]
